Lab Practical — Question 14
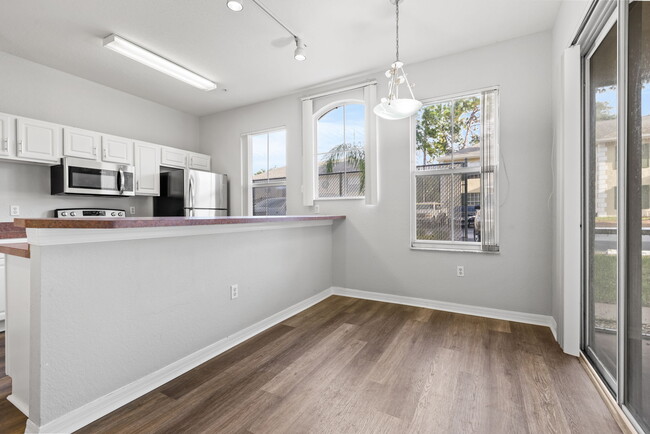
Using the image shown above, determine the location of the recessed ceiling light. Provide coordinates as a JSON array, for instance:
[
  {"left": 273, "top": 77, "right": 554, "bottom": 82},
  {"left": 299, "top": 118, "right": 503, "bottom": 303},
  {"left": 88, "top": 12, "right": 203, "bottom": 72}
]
[
  {"left": 103, "top": 34, "right": 217, "bottom": 91},
  {"left": 226, "top": 0, "right": 243, "bottom": 12}
]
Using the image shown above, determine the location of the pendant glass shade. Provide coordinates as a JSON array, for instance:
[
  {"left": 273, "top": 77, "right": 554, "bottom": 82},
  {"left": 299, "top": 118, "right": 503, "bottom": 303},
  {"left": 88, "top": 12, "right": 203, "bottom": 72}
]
[{"left": 373, "top": 98, "right": 422, "bottom": 120}]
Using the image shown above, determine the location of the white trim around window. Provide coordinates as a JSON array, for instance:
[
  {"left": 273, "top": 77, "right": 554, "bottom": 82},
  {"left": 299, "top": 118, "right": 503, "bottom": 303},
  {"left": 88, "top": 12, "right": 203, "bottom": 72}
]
[{"left": 301, "top": 82, "right": 378, "bottom": 206}]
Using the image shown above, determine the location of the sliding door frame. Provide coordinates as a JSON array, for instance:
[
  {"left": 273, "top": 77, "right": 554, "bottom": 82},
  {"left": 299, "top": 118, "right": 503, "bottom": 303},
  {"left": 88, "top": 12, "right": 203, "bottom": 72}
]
[
  {"left": 582, "top": 6, "right": 619, "bottom": 395},
  {"left": 581, "top": 1, "right": 647, "bottom": 432}
]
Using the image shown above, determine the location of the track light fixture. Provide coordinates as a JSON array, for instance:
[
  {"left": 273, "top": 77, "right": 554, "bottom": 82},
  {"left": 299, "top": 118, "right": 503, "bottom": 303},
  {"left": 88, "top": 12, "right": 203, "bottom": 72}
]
[
  {"left": 227, "top": 0, "right": 306, "bottom": 62},
  {"left": 294, "top": 38, "right": 306, "bottom": 61},
  {"left": 226, "top": 0, "right": 243, "bottom": 12}
]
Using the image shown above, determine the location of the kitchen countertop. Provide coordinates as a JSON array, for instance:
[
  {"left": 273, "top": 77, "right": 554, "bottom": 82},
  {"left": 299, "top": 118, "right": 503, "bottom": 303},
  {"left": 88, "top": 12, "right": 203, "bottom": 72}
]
[
  {"left": 13, "top": 215, "right": 346, "bottom": 229},
  {"left": 0, "top": 242, "right": 30, "bottom": 258}
]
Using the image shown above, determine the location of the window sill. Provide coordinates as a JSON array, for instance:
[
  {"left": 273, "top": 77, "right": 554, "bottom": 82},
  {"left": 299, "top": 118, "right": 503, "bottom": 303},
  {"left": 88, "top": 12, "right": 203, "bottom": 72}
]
[
  {"left": 315, "top": 197, "right": 365, "bottom": 201},
  {"left": 410, "top": 243, "right": 499, "bottom": 254}
]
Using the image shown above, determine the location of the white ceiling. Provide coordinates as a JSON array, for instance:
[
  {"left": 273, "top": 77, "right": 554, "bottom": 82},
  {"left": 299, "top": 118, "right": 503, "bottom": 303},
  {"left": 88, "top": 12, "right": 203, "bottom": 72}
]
[{"left": 0, "top": 0, "right": 562, "bottom": 116}]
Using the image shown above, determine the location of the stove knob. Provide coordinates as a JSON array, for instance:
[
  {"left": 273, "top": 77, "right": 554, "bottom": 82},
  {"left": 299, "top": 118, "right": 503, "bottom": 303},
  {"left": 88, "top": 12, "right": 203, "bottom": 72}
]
[
  {"left": 70, "top": 212, "right": 76, "bottom": 217},
  {"left": 61, "top": 212, "right": 67, "bottom": 216},
  {"left": 111, "top": 212, "right": 117, "bottom": 216},
  {"left": 118, "top": 212, "right": 125, "bottom": 217}
]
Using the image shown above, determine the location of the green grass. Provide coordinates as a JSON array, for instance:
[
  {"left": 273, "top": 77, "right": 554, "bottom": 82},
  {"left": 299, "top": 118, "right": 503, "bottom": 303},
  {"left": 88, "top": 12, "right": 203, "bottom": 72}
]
[{"left": 593, "top": 253, "right": 650, "bottom": 307}]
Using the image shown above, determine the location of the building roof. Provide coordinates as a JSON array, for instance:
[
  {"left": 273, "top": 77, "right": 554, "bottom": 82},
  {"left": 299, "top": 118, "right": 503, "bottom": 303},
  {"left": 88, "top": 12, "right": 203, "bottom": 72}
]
[
  {"left": 597, "top": 115, "right": 650, "bottom": 143},
  {"left": 436, "top": 146, "right": 481, "bottom": 163},
  {"left": 252, "top": 166, "right": 286, "bottom": 181}
]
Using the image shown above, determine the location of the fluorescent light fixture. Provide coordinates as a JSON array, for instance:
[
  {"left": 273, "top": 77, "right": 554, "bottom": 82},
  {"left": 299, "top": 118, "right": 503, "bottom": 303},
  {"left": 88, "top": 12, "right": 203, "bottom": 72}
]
[
  {"left": 103, "top": 34, "right": 217, "bottom": 91},
  {"left": 294, "top": 38, "right": 306, "bottom": 61},
  {"left": 226, "top": 0, "right": 243, "bottom": 11}
]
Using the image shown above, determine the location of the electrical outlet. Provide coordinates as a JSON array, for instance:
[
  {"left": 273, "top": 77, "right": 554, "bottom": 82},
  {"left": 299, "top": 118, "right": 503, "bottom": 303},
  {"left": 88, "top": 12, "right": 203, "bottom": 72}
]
[
  {"left": 314, "top": 205, "right": 320, "bottom": 214},
  {"left": 456, "top": 265, "right": 465, "bottom": 277},
  {"left": 129, "top": 206, "right": 136, "bottom": 215},
  {"left": 230, "top": 284, "right": 239, "bottom": 299},
  {"left": 10, "top": 205, "right": 20, "bottom": 216}
]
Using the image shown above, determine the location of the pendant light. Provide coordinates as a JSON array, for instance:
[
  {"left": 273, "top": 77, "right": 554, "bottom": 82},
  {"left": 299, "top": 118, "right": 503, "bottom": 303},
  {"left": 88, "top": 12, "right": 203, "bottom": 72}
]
[{"left": 373, "top": 0, "right": 422, "bottom": 120}]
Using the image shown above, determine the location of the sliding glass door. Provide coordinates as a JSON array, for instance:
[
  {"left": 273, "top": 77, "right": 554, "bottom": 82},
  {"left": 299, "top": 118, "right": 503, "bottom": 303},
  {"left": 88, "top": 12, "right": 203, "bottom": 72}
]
[
  {"left": 584, "top": 1, "right": 650, "bottom": 431},
  {"left": 585, "top": 15, "right": 619, "bottom": 392}
]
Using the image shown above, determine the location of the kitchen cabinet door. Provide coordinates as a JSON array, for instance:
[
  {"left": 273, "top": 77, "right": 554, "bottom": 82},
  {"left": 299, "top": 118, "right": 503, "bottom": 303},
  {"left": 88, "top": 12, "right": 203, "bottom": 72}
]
[
  {"left": 161, "top": 147, "right": 188, "bottom": 168},
  {"left": 16, "top": 117, "right": 61, "bottom": 163},
  {"left": 0, "top": 113, "right": 12, "bottom": 157},
  {"left": 189, "top": 152, "right": 211, "bottom": 171},
  {"left": 102, "top": 135, "right": 134, "bottom": 165},
  {"left": 63, "top": 127, "right": 100, "bottom": 160},
  {"left": 135, "top": 141, "right": 160, "bottom": 196}
]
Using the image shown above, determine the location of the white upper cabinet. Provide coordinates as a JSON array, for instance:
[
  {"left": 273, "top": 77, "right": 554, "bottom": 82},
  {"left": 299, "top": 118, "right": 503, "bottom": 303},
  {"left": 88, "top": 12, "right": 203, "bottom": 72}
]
[
  {"left": 0, "top": 114, "right": 12, "bottom": 157},
  {"left": 101, "top": 135, "right": 133, "bottom": 165},
  {"left": 134, "top": 141, "right": 160, "bottom": 196},
  {"left": 188, "top": 152, "right": 211, "bottom": 171},
  {"left": 63, "top": 127, "right": 100, "bottom": 160},
  {"left": 161, "top": 146, "right": 188, "bottom": 169},
  {"left": 16, "top": 117, "right": 61, "bottom": 163}
]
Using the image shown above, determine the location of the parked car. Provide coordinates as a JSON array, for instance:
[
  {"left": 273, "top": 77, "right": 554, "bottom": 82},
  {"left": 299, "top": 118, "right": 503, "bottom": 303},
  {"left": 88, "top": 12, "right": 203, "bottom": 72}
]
[
  {"left": 453, "top": 205, "right": 478, "bottom": 228},
  {"left": 253, "top": 197, "right": 287, "bottom": 216}
]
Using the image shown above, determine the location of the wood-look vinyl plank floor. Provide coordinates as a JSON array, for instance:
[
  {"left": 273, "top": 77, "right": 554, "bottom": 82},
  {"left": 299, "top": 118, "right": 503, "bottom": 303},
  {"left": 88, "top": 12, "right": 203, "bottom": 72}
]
[
  {"left": 0, "top": 296, "right": 623, "bottom": 433},
  {"left": 0, "top": 332, "right": 28, "bottom": 434}
]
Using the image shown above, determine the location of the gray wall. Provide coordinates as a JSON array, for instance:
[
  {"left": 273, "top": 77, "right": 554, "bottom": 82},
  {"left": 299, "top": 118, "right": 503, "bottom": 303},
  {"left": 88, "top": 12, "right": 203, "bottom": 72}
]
[
  {"left": 0, "top": 51, "right": 200, "bottom": 221},
  {"left": 200, "top": 31, "right": 555, "bottom": 316}
]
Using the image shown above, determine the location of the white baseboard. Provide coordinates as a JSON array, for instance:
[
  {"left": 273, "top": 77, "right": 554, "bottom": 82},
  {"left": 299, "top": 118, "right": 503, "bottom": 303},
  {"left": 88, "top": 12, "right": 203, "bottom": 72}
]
[
  {"left": 7, "top": 394, "right": 28, "bottom": 416},
  {"left": 332, "top": 287, "right": 558, "bottom": 333},
  {"left": 26, "top": 288, "right": 334, "bottom": 434},
  {"left": 26, "top": 286, "right": 557, "bottom": 433}
]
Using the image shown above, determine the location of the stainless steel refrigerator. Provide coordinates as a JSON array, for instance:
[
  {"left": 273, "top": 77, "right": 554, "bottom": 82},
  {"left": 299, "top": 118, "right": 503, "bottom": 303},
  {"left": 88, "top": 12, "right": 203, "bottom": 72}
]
[{"left": 154, "top": 168, "right": 228, "bottom": 217}]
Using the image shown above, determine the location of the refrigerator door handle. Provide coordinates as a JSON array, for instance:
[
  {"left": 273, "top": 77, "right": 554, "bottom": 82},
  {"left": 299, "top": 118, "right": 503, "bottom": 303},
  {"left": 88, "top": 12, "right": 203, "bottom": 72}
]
[{"left": 188, "top": 176, "right": 194, "bottom": 217}]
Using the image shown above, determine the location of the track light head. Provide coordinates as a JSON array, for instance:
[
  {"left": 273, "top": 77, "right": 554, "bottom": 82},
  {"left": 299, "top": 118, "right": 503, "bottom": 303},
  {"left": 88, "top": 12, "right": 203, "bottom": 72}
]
[
  {"left": 294, "top": 38, "right": 306, "bottom": 61},
  {"left": 226, "top": 0, "right": 243, "bottom": 12}
]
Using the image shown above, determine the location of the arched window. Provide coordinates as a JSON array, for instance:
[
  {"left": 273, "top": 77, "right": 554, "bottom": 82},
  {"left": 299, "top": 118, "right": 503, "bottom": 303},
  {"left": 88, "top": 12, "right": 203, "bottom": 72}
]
[{"left": 315, "top": 103, "right": 365, "bottom": 198}]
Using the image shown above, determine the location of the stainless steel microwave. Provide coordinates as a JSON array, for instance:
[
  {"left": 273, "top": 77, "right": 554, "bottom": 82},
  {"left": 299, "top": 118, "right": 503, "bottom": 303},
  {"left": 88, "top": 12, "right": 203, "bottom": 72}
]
[{"left": 51, "top": 157, "right": 135, "bottom": 196}]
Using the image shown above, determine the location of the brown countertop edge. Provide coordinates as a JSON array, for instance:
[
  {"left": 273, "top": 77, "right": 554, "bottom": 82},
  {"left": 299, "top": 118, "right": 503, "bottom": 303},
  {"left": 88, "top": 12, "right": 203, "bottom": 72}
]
[
  {"left": 0, "top": 243, "right": 30, "bottom": 258},
  {"left": 0, "top": 221, "right": 27, "bottom": 239},
  {"left": 13, "top": 215, "right": 346, "bottom": 229}
]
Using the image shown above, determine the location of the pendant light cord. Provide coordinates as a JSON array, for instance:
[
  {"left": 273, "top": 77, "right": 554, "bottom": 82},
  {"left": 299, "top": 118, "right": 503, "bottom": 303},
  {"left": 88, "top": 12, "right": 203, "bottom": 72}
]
[{"left": 395, "top": 0, "right": 400, "bottom": 62}]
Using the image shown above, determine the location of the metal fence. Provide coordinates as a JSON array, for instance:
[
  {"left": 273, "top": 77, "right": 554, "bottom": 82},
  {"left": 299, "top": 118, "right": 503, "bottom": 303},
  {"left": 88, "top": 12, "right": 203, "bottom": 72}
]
[
  {"left": 318, "top": 170, "right": 364, "bottom": 198},
  {"left": 252, "top": 183, "right": 286, "bottom": 216},
  {"left": 415, "top": 172, "right": 480, "bottom": 242}
]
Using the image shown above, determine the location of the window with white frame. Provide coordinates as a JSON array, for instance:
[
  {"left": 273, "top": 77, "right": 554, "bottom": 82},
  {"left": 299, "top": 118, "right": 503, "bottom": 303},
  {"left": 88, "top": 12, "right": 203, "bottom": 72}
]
[
  {"left": 315, "top": 103, "right": 366, "bottom": 198},
  {"left": 411, "top": 88, "right": 499, "bottom": 252},
  {"left": 248, "top": 129, "right": 287, "bottom": 216}
]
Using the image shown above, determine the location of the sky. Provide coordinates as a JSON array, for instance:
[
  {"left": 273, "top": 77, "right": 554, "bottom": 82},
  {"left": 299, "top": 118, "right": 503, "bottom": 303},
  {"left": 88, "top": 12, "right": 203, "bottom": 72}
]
[
  {"left": 597, "top": 83, "right": 650, "bottom": 117},
  {"left": 251, "top": 129, "right": 286, "bottom": 176},
  {"left": 316, "top": 104, "right": 365, "bottom": 155}
]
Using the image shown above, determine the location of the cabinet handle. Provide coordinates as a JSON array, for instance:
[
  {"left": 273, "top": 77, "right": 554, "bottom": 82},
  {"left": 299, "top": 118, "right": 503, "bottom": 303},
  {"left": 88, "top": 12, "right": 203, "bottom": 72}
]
[
  {"left": 17, "top": 139, "right": 22, "bottom": 154},
  {"left": 136, "top": 180, "right": 139, "bottom": 190},
  {"left": 103, "top": 148, "right": 107, "bottom": 159},
  {"left": 2, "top": 138, "right": 7, "bottom": 152},
  {"left": 93, "top": 145, "right": 97, "bottom": 156}
]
